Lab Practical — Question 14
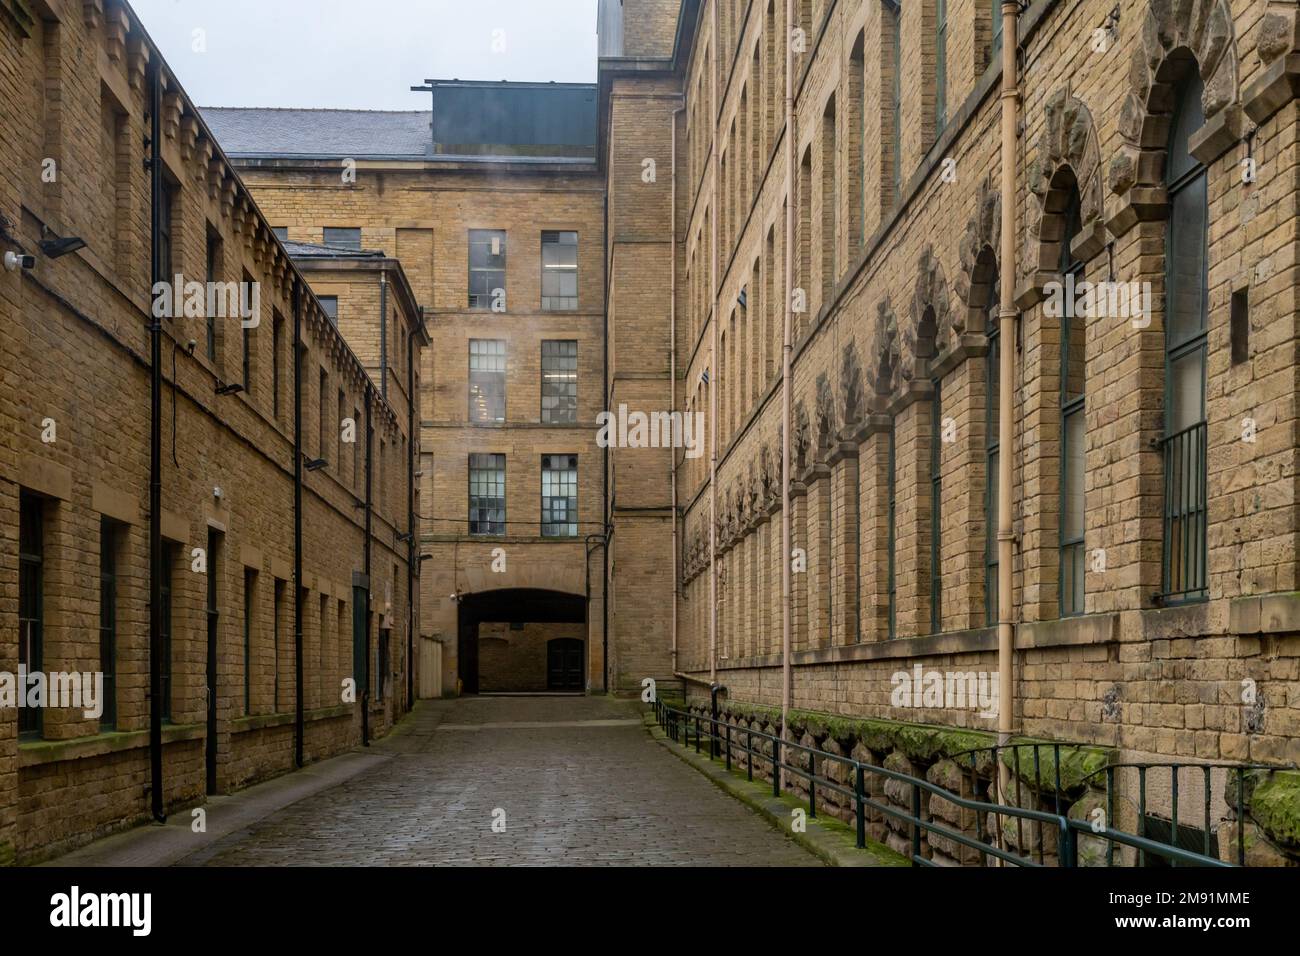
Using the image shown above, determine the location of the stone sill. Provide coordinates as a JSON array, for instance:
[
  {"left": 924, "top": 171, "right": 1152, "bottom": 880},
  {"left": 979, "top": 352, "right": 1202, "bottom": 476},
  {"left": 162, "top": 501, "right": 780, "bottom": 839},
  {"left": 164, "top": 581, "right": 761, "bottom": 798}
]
[
  {"left": 233, "top": 703, "right": 354, "bottom": 734},
  {"left": 714, "top": 612, "right": 1122, "bottom": 671},
  {"left": 18, "top": 722, "right": 204, "bottom": 768},
  {"left": 19, "top": 704, "right": 359, "bottom": 767}
]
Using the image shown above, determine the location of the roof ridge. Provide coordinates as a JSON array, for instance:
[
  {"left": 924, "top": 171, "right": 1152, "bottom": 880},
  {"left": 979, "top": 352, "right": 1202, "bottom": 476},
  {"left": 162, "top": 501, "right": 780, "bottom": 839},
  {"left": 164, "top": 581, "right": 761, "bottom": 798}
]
[{"left": 200, "top": 106, "right": 430, "bottom": 115}]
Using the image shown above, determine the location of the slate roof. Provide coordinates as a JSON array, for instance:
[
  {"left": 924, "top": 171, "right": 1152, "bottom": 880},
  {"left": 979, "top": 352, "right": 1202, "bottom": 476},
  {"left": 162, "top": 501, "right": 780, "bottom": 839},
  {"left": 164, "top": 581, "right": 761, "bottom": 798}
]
[
  {"left": 281, "top": 239, "right": 386, "bottom": 260},
  {"left": 201, "top": 81, "right": 598, "bottom": 162},
  {"left": 201, "top": 108, "right": 434, "bottom": 160}
]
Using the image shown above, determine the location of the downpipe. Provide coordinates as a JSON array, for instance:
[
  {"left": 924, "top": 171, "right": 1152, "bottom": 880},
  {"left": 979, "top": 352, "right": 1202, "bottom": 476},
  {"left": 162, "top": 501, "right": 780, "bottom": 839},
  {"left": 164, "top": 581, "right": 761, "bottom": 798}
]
[
  {"left": 708, "top": 0, "right": 720, "bottom": 688},
  {"left": 670, "top": 97, "right": 685, "bottom": 678},
  {"left": 996, "top": 0, "right": 1022, "bottom": 822},
  {"left": 363, "top": 389, "right": 373, "bottom": 746},
  {"left": 780, "top": 0, "right": 795, "bottom": 792},
  {"left": 293, "top": 280, "right": 305, "bottom": 768},
  {"left": 147, "top": 59, "right": 166, "bottom": 823}
]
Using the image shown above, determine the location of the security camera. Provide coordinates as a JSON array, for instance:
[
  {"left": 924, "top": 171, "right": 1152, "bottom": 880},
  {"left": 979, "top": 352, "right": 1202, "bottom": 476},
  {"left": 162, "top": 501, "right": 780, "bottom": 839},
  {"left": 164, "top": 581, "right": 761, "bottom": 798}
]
[{"left": 4, "top": 251, "right": 35, "bottom": 271}]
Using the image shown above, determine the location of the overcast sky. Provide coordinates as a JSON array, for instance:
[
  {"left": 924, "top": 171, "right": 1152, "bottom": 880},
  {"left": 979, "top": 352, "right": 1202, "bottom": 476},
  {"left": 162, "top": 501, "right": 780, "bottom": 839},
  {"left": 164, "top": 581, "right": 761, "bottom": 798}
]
[{"left": 130, "top": 0, "right": 599, "bottom": 110}]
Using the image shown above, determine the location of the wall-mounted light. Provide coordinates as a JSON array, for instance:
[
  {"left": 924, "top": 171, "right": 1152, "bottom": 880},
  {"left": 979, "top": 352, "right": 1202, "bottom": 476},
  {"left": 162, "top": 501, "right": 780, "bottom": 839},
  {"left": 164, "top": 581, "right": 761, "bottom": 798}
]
[
  {"left": 215, "top": 381, "right": 244, "bottom": 396},
  {"left": 305, "top": 457, "right": 328, "bottom": 471}
]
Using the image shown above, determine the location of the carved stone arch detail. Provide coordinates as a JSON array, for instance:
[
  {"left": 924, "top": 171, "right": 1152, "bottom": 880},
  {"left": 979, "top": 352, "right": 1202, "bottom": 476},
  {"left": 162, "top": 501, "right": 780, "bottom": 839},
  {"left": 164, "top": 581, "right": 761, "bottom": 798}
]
[
  {"left": 1018, "top": 88, "right": 1107, "bottom": 304},
  {"left": 792, "top": 401, "right": 811, "bottom": 473},
  {"left": 865, "top": 299, "right": 900, "bottom": 408},
  {"left": 956, "top": 174, "right": 1002, "bottom": 310},
  {"left": 905, "top": 246, "right": 951, "bottom": 379},
  {"left": 1109, "top": 0, "right": 1243, "bottom": 234},
  {"left": 814, "top": 373, "right": 835, "bottom": 457},
  {"left": 839, "top": 339, "right": 864, "bottom": 431}
]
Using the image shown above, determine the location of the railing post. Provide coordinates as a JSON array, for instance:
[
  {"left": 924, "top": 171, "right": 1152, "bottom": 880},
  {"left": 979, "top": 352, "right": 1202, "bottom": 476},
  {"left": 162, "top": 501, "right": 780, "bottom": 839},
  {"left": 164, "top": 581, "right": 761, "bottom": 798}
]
[
  {"left": 911, "top": 782, "right": 922, "bottom": 865},
  {"left": 694, "top": 714, "right": 700, "bottom": 753},
  {"left": 746, "top": 730, "right": 753, "bottom": 781},
  {"left": 808, "top": 752, "right": 816, "bottom": 818},
  {"left": 724, "top": 723, "right": 731, "bottom": 771},
  {"left": 1062, "top": 820, "right": 1077, "bottom": 868},
  {"left": 855, "top": 764, "right": 866, "bottom": 849},
  {"left": 773, "top": 737, "right": 781, "bottom": 797}
]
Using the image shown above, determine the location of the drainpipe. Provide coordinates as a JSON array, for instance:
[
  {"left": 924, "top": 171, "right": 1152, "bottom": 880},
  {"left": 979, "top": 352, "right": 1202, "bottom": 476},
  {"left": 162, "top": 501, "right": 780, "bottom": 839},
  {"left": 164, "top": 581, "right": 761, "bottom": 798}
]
[
  {"left": 147, "top": 60, "right": 165, "bottom": 823},
  {"left": 379, "top": 272, "right": 388, "bottom": 401},
  {"left": 670, "top": 97, "right": 685, "bottom": 676},
  {"left": 708, "top": 0, "right": 720, "bottom": 687},
  {"left": 293, "top": 280, "right": 304, "bottom": 769},
  {"left": 780, "top": 0, "right": 795, "bottom": 785},
  {"left": 363, "top": 388, "right": 373, "bottom": 746},
  {"left": 996, "top": 1, "right": 1021, "bottom": 781},
  {"left": 407, "top": 310, "right": 419, "bottom": 712}
]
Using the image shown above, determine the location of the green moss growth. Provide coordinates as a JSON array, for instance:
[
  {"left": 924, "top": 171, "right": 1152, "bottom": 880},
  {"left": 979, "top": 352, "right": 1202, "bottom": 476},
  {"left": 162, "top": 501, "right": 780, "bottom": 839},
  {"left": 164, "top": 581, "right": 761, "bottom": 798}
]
[
  {"left": 1250, "top": 771, "right": 1300, "bottom": 850},
  {"left": 998, "top": 740, "right": 1113, "bottom": 794},
  {"left": 0, "top": 841, "right": 13, "bottom": 867}
]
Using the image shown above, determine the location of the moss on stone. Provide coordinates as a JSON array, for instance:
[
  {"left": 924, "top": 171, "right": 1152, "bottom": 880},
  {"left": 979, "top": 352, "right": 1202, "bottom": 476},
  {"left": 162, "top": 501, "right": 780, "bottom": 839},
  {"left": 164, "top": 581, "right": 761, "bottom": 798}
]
[
  {"left": 999, "top": 740, "right": 1113, "bottom": 794},
  {"left": 1250, "top": 771, "right": 1300, "bottom": 850},
  {"left": 0, "top": 841, "right": 13, "bottom": 867}
]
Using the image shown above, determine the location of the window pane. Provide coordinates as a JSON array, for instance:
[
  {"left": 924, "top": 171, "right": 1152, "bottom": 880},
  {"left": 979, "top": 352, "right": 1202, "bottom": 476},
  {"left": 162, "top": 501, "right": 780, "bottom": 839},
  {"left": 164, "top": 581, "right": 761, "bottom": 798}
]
[
  {"left": 541, "top": 231, "right": 578, "bottom": 311},
  {"left": 1169, "top": 348, "right": 1205, "bottom": 433},
  {"left": 1063, "top": 408, "right": 1085, "bottom": 541},
  {"left": 469, "top": 453, "right": 506, "bottom": 535},
  {"left": 1166, "top": 173, "right": 1208, "bottom": 346},
  {"left": 323, "top": 227, "right": 361, "bottom": 250},
  {"left": 469, "top": 230, "right": 507, "bottom": 309},
  {"left": 469, "top": 340, "right": 506, "bottom": 422},
  {"left": 541, "top": 340, "right": 578, "bottom": 424},
  {"left": 541, "top": 454, "right": 578, "bottom": 537}
]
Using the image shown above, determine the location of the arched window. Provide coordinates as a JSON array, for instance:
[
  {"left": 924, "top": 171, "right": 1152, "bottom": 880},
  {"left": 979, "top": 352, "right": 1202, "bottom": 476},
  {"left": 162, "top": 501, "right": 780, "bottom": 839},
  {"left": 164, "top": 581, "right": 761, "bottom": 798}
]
[
  {"left": 985, "top": 266, "right": 1000, "bottom": 625},
  {"left": 887, "top": 423, "right": 897, "bottom": 638},
  {"left": 934, "top": 0, "right": 949, "bottom": 134},
  {"left": 1162, "top": 66, "right": 1208, "bottom": 603},
  {"left": 930, "top": 372, "right": 943, "bottom": 632},
  {"left": 884, "top": 0, "right": 902, "bottom": 205},
  {"left": 1060, "top": 184, "right": 1086, "bottom": 616}
]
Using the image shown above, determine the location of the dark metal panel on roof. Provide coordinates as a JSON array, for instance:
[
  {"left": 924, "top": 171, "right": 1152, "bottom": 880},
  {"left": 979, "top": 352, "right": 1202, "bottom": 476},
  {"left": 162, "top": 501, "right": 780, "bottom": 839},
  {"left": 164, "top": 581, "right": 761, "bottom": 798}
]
[{"left": 431, "top": 85, "right": 596, "bottom": 148}]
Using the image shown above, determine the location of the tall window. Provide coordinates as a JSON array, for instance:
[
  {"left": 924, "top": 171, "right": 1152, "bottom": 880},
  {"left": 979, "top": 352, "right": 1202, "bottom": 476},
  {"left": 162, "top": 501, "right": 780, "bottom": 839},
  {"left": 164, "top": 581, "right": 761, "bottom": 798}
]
[
  {"left": 160, "top": 543, "right": 176, "bottom": 722},
  {"left": 337, "top": 389, "right": 346, "bottom": 470},
  {"left": 542, "top": 455, "right": 579, "bottom": 538},
  {"left": 1162, "top": 67, "right": 1209, "bottom": 603},
  {"left": 469, "top": 453, "right": 506, "bottom": 535},
  {"left": 353, "top": 406, "right": 361, "bottom": 486},
  {"left": 1060, "top": 186, "right": 1087, "bottom": 616},
  {"left": 991, "top": 0, "right": 1004, "bottom": 61},
  {"left": 323, "top": 227, "right": 361, "bottom": 250},
  {"left": 159, "top": 182, "right": 175, "bottom": 290},
  {"left": 469, "top": 339, "right": 507, "bottom": 423},
  {"left": 244, "top": 569, "right": 256, "bottom": 716},
  {"left": 541, "top": 340, "right": 578, "bottom": 423},
  {"left": 986, "top": 272, "right": 1001, "bottom": 625},
  {"left": 205, "top": 225, "right": 220, "bottom": 362},
  {"left": 273, "top": 579, "right": 284, "bottom": 711},
  {"left": 930, "top": 379, "right": 943, "bottom": 632},
  {"left": 272, "top": 226, "right": 288, "bottom": 241},
  {"left": 886, "top": 428, "right": 897, "bottom": 638},
  {"left": 99, "top": 518, "right": 119, "bottom": 730},
  {"left": 319, "top": 369, "right": 329, "bottom": 461},
  {"left": 935, "top": 0, "right": 949, "bottom": 134},
  {"left": 541, "top": 231, "right": 578, "bottom": 310},
  {"left": 19, "top": 494, "right": 44, "bottom": 737},
  {"left": 469, "top": 229, "right": 507, "bottom": 310},
  {"left": 885, "top": 0, "right": 903, "bottom": 203},
  {"left": 272, "top": 310, "right": 283, "bottom": 419},
  {"left": 319, "top": 296, "right": 338, "bottom": 325},
  {"left": 377, "top": 628, "right": 389, "bottom": 701}
]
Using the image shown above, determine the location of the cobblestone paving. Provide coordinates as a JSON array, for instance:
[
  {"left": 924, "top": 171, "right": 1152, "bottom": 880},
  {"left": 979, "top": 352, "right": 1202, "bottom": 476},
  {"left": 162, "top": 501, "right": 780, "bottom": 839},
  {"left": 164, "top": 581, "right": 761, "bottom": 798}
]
[{"left": 179, "top": 696, "right": 822, "bottom": 866}]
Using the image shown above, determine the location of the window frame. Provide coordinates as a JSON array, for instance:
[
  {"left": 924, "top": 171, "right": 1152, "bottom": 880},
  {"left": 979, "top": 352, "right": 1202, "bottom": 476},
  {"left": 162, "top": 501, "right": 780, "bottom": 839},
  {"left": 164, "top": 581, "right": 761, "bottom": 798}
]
[
  {"left": 469, "top": 452, "right": 507, "bottom": 536},
  {"left": 468, "top": 229, "right": 507, "bottom": 311},
  {"left": 541, "top": 454, "right": 579, "bottom": 538},
  {"left": 540, "top": 339, "right": 578, "bottom": 424},
  {"left": 469, "top": 339, "right": 507, "bottom": 424},
  {"left": 541, "top": 231, "right": 579, "bottom": 311},
  {"left": 19, "top": 493, "right": 44, "bottom": 738}
]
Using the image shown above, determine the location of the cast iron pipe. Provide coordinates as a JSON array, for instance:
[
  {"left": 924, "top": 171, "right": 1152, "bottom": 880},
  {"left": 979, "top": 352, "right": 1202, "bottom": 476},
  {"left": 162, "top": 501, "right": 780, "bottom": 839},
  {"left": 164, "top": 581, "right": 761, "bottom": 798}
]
[
  {"left": 293, "top": 279, "right": 304, "bottom": 768},
  {"left": 363, "top": 387, "right": 373, "bottom": 746},
  {"left": 147, "top": 59, "right": 165, "bottom": 824}
]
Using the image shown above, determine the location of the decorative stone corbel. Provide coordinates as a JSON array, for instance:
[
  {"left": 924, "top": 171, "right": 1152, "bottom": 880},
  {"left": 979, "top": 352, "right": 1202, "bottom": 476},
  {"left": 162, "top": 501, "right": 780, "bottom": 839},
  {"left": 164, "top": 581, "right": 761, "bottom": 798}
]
[{"left": 1244, "top": 2, "right": 1300, "bottom": 124}]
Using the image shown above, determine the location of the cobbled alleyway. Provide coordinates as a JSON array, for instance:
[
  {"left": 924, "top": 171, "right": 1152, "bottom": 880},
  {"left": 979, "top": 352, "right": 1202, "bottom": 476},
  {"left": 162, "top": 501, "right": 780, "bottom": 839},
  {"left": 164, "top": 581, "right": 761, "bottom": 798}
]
[{"left": 172, "top": 696, "right": 822, "bottom": 866}]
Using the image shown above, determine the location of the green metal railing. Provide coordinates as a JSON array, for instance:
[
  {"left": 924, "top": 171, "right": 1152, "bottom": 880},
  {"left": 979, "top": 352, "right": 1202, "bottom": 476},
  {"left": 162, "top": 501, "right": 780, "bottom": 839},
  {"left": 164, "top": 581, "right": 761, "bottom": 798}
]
[{"left": 654, "top": 700, "right": 1270, "bottom": 868}]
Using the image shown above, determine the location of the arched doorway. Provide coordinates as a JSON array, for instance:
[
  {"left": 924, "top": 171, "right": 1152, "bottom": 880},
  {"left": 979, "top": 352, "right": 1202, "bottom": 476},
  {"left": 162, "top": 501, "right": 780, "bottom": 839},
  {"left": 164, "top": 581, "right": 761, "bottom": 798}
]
[{"left": 456, "top": 588, "right": 586, "bottom": 694}]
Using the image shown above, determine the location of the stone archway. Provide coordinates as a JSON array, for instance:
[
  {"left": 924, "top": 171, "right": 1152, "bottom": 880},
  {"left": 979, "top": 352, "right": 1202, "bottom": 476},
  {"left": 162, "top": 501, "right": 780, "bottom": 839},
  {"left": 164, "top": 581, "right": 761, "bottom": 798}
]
[
  {"left": 1018, "top": 90, "right": 1107, "bottom": 306},
  {"left": 1108, "top": 0, "right": 1242, "bottom": 236},
  {"left": 902, "top": 246, "right": 952, "bottom": 384}
]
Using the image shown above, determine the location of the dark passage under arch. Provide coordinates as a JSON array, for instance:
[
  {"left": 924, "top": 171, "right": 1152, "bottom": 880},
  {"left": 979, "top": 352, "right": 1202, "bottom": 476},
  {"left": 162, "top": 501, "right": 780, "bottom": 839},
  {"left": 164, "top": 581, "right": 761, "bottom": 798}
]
[{"left": 456, "top": 588, "right": 586, "bottom": 694}]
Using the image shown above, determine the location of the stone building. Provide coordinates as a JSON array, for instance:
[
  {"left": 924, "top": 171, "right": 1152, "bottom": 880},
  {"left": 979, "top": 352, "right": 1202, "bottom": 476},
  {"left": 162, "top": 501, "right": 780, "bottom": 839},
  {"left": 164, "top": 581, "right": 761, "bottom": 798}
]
[
  {"left": 205, "top": 85, "right": 612, "bottom": 695},
  {"left": 595, "top": 0, "right": 1300, "bottom": 862},
  {"left": 0, "top": 0, "right": 421, "bottom": 862}
]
